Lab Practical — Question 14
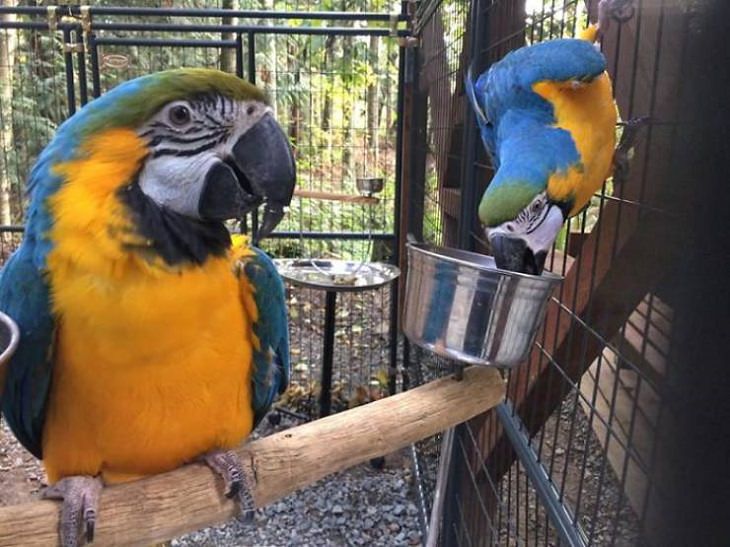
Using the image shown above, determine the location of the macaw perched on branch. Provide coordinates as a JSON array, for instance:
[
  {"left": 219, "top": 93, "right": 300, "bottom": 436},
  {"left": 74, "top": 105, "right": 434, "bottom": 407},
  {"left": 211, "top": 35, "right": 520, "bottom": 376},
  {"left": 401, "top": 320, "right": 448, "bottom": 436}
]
[
  {"left": 0, "top": 68, "right": 294, "bottom": 546},
  {"left": 465, "top": 0, "right": 637, "bottom": 275}
]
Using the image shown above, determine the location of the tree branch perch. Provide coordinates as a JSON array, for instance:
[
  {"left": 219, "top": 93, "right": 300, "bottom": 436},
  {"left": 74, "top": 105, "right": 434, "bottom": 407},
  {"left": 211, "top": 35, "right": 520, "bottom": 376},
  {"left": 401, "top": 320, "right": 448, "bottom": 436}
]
[{"left": 0, "top": 366, "right": 505, "bottom": 546}]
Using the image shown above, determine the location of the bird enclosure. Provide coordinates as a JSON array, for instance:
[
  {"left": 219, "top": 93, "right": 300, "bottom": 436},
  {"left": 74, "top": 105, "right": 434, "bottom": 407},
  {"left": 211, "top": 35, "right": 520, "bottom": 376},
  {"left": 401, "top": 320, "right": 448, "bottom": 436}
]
[
  {"left": 401, "top": 0, "right": 687, "bottom": 545},
  {"left": 0, "top": 0, "right": 694, "bottom": 545}
]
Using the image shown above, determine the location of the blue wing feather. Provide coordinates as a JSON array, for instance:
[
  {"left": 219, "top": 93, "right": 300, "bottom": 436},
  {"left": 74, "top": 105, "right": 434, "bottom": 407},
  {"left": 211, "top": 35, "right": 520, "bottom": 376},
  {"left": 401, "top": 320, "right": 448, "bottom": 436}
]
[
  {"left": 0, "top": 240, "right": 55, "bottom": 458},
  {"left": 465, "top": 38, "right": 606, "bottom": 225},
  {"left": 465, "top": 67, "right": 499, "bottom": 168},
  {"left": 242, "top": 247, "right": 290, "bottom": 427},
  {"left": 0, "top": 146, "right": 59, "bottom": 458}
]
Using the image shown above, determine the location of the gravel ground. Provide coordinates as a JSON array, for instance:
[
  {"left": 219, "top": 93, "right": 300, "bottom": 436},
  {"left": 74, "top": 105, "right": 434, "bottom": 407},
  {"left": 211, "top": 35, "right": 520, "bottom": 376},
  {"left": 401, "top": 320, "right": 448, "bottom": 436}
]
[{"left": 173, "top": 413, "right": 422, "bottom": 546}]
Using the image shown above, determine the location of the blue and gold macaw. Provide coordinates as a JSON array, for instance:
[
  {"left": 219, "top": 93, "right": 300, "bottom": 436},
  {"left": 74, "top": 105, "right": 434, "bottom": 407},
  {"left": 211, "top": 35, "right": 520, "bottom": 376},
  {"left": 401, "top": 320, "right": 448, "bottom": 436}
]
[
  {"left": 0, "top": 68, "right": 294, "bottom": 546},
  {"left": 465, "top": 27, "right": 618, "bottom": 274}
]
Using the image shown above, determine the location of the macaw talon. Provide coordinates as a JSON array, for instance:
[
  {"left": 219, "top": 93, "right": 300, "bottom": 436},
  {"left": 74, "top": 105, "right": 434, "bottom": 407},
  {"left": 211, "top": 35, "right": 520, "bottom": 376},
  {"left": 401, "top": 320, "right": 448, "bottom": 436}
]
[
  {"left": 613, "top": 116, "right": 650, "bottom": 184},
  {"left": 43, "top": 475, "right": 103, "bottom": 547},
  {"left": 200, "top": 450, "right": 255, "bottom": 522}
]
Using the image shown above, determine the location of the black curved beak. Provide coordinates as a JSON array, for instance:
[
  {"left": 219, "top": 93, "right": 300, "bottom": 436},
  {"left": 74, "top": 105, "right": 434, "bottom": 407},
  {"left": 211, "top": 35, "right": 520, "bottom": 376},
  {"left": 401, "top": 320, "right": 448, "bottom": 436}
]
[
  {"left": 489, "top": 233, "right": 547, "bottom": 275},
  {"left": 198, "top": 113, "right": 296, "bottom": 238}
]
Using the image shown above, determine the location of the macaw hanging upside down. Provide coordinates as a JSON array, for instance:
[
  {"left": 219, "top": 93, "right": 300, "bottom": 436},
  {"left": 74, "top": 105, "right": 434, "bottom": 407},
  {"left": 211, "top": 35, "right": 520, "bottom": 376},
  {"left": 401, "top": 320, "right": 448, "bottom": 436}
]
[
  {"left": 465, "top": 0, "right": 639, "bottom": 274},
  {"left": 0, "top": 69, "right": 295, "bottom": 546}
]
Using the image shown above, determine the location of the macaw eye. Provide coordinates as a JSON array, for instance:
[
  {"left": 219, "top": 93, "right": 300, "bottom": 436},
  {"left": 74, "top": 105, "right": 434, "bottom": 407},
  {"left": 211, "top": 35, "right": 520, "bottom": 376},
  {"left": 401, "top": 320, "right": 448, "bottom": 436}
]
[{"left": 168, "top": 105, "right": 191, "bottom": 126}]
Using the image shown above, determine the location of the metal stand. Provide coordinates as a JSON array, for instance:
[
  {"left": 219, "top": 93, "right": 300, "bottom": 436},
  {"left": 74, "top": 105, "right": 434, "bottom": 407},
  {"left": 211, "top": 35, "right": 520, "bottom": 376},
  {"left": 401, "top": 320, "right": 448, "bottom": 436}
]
[
  {"left": 320, "top": 290, "right": 337, "bottom": 417},
  {"left": 425, "top": 427, "right": 456, "bottom": 547}
]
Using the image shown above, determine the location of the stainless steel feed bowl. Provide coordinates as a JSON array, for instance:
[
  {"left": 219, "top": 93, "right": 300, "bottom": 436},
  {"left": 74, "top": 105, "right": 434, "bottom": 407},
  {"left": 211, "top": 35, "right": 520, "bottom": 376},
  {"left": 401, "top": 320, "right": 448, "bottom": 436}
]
[
  {"left": 0, "top": 311, "right": 19, "bottom": 396},
  {"left": 403, "top": 243, "right": 562, "bottom": 367}
]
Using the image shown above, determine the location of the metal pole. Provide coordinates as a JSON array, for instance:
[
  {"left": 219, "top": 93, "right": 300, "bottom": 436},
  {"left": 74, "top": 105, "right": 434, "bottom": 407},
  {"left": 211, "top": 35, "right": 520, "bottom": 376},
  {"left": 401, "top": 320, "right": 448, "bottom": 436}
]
[
  {"left": 0, "top": 5, "right": 408, "bottom": 23},
  {"left": 267, "top": 231, "right": 395, "bottom": 241},
  {"left": 247, "top": 31, "right": 256, "bottom": 84},
  {"left": 235, "top": 34, "right": 244, "bottom": 78},
  {"left": 457, "top": 0, "right": 488, "bottom": 251},
  {"left": 0, "top": 20, "right": 410, "bottom": 36},
  {"left": 93, "top": 37, "right": 238, "bottom": 48},
  {"left": 88, "top": 33, "right": 101, "bottom": 99},
  {"left": 319, "top": 291, "right": 337, "bottom": 417},
  {"left": 75, "top": 30, "right": 88, "bottom": 106},
  {"left": 496, "top": 402, "right": 589, "bottom": 546},
  {"left": 425, "top": 427, "right": 456, "bottom": 547},
  {"left": 389, "top": 27, "right": 408, "bottom": 396},
  {"left": 62, "top": 27, "right": 76, "bottom": 117}
]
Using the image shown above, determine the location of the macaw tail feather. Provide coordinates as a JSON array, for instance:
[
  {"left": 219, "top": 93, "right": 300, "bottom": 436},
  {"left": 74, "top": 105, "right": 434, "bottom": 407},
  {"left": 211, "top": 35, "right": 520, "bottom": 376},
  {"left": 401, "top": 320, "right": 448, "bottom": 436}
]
[{"left": 464, "top": 66, "right": 488, "bottom": 126}]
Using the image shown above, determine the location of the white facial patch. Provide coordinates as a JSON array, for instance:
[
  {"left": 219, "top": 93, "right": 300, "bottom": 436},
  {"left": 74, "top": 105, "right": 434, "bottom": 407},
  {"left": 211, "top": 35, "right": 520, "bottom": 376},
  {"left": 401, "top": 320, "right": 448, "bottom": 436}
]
[
  {"left": 134, "top": 97, "right": 271, "bottom": 218},
  {"left": 137, "top": 153, "right": 219, "bottom": 218},
  {"left": 488, "top": 192, "right": 565, "bottom": 253}
]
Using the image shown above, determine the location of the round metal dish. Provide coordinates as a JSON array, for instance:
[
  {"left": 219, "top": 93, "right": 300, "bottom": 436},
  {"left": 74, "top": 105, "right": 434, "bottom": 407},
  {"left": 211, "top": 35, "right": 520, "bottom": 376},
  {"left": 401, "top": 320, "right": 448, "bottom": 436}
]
[
  {"left": 0, "top": 311, "right": 20, "bottom": 396},
  {"left": 355, "top": 177, "right": 384, "bottom": 197},
  {"left": 403, "top": 243, "right": 562, "bottom": 367},
  {"left": 275, "top": 258, "right": 400, "bottom": 292}
]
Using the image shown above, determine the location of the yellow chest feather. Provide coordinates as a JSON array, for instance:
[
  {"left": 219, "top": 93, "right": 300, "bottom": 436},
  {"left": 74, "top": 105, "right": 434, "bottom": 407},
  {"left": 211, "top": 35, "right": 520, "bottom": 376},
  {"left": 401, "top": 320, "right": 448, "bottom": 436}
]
[
  {"left": 41, "top": 130, "right": 254, "bottom": 483},
  {"left": 533, "top": 74, "right": 617, "bottom": 216}
]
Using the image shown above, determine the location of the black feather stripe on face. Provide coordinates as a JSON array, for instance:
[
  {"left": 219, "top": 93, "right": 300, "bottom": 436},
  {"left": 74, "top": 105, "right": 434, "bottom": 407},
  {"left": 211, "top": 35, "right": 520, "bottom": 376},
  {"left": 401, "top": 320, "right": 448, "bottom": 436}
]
[{"left": 118, "top": 182, "right": 231, "bottom": 266}]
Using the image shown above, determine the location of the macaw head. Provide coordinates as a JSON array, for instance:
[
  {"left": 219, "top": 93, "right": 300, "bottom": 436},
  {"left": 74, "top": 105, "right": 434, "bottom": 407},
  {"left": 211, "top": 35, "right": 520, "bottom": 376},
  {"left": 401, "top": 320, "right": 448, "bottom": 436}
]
[
  {"left": 33, "top": 68, "right": 295, "bottom": 257},
  {"left": 466, "top": 38, "right": 614, "bottom": 275},
  {"left": 481, "top": 189, "right": 567, "bottom": 276}
]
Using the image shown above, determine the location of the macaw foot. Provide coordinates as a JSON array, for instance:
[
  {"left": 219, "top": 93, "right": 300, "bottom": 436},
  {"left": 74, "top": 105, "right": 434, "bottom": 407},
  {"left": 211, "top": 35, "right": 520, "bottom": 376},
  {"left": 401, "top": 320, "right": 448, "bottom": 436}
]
[
  {"left": 598, "top": 0, "right": 636, "bottom": 35},
  {"left": 613, "top": 116, "right": 650, "bottom": 184},
  {"left": 200, "top": 450, "right": 255, "bottom": 522},
  {"left": 43, "top": 475, "right": 103, "bottom": 547}
]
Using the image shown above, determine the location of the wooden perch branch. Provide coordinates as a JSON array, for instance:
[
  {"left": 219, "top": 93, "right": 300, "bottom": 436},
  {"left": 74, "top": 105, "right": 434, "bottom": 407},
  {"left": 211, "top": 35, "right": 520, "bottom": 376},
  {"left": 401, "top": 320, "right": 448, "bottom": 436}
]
[
  {"left": 293, "top": 188, "right": 379, "bottom": 205},
  {"left": 0, "top": 366, "right": 504, "bottom": 547}
]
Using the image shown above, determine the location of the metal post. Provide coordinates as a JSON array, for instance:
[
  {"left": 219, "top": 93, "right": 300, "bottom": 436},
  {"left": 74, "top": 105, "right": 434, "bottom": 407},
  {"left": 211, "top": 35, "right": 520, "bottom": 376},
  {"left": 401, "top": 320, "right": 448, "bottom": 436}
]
[
  {"left": 62, "top": 27, "right": 76, "bottom": 117},
  {"left": 235, "top": 33, "right": 244, "bottom": 78},
  {"left": 247, "top": 31, "right": 260, "bottom": 242},
  {"left": 75, "top": 30, "right": 88, "bottom": 106},
  {"left": 496, "top": 402, "right": 589, "bottom": 547},
  {"left": 247, "top": 31, "right": 256, "bottom": 84},
  {"left": 319, "top": 290, "right": 337, "bottom": 417},
  {"left": 457, "top": 0, "right": 488, "bottom": 251},
  {"left": 88, "top": 33, "right": 101, "bottom": 99},
  {"left": 389, "top": 28, "right": 407, "bottom": 396},
  {"left": 425, "top": 427, "right": 456, "bottom": 547}
]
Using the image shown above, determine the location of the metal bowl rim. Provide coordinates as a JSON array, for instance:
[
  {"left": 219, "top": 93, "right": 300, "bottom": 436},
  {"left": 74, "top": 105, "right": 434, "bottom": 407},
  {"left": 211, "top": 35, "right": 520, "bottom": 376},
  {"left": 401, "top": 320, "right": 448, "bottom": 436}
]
[
  {"left": 0, "top": 310, "right": 19, "bottom": 365},
  {"left": 407, "top": 242, "right": 563, "bottom": 284},
  {"left": 274, "top": 258, "right": 400, "bottom": 292}
]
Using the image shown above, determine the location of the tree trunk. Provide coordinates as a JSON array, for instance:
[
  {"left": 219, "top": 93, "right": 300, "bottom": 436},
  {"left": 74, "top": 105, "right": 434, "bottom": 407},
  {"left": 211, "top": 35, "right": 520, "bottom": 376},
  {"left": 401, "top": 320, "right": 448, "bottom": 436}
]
[
  {"left": 0, "top": 1, "right": 18, "bottom": 227},
  {"left": 220, "top": 0, "right": 237, "bottom": 74},
  {"left": 366, "top": 35, "right": 380, "bottom": 172}
]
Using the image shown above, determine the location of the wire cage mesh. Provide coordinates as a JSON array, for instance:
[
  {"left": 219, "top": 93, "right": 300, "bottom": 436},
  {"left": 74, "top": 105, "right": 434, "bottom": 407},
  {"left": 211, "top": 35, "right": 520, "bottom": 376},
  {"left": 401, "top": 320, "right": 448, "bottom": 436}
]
[
  {"left": 404, "top": 0, "right": 685, "bottom": 545},
  {"left": 0, "top": 4, "right": 405, "bottom": 421}
]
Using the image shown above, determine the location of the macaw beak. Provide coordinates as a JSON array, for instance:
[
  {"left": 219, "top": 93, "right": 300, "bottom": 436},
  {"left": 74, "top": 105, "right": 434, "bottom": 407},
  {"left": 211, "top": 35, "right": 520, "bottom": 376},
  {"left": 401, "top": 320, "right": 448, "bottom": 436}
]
[
  {"left": 198, "top": 113, "right": 296, "bottom": 238},
  {"left": 489, "top": 233, "right": 548, "bottom": 276}
]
